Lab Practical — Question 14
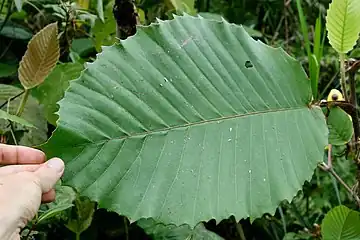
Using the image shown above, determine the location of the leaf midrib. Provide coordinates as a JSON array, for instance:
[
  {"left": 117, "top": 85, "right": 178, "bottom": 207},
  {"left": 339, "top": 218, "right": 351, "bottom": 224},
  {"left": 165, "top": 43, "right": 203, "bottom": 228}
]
[
  {"left": 340, "top": 0, "right": 349, "bottom": 51},
  {"left": 62, "top": 105, "right": 313, "bottom": 148}
]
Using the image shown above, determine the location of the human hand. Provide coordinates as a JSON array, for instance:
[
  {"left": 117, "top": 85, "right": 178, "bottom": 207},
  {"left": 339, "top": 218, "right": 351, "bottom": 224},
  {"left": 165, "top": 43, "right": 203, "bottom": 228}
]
[{"left": 0, "top": 144, "right": 64, "bottom": 240}]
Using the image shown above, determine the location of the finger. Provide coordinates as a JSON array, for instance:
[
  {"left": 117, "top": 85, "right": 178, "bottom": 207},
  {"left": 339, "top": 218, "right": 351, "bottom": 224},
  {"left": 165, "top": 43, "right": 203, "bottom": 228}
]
[
  {"left": 34, "top": 158, "right": 64, "bottom": 193},
  {"left": 0, "top": 164, "right": 42, "bottom": 176},
  {"left": 0, "top": 144, "right": 45, "bottom": 165},
  {"left": 41, "top": 189, "right": 56, "bottom": 203}
]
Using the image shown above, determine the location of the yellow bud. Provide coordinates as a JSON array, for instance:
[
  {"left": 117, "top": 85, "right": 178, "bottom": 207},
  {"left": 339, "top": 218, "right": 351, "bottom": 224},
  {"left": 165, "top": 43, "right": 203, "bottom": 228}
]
[{"left": 327, "top": 89, "right": 344, "bottom": 102}]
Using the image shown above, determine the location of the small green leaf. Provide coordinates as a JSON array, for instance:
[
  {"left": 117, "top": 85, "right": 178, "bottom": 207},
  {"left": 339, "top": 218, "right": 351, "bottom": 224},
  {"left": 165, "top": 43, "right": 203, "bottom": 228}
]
[
  {"left": 37, "top": 204, "right": 74, "bottom": 225},
  {"left": 322, "top": 205, "right": 360, "bottom": 240},
  {"left": 65, "top": 196, "right": 95, "bottom": 235},
  {"left": 327, "top": 107, "right": 353, "bottom": 145},
  {"left": 32, "top": 63, "right": 84, "bottom": 125},
  {"left": 137, "top": 218, "right": 224, "bottom": 240},
  {"left": 0, "top": 109, "right": 36, "bottom": 128},
  {"left": 96, "top": 0, "right": 104, "bottom": 22},
  {"left": 0, "top": 20, "right": 32, "bottom": 40},
  {"left": 18, "top": 22, "right": 60, "bottom": 89},
  {"left": 71, "top": 38, "right": 95, "bottom": 57},
  {"left": 38, "top": 184, "right": 77, "bottom": 225},
  {"left": 326, "top": 0, "right": 360, "bottom": 53}
]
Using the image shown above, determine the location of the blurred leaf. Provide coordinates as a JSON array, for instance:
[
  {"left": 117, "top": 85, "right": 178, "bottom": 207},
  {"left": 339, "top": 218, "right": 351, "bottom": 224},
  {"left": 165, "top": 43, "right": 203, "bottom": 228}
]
[
  {"left": 37, "top": 204, "right": 74, "bottom": 225},
  {"left": 0, "top": 109, "right": 35, "bottom": 128},
  {"left": 137, "top": 8, "right": 145, "bottom": 24},
  {"left": 309, "top": 54, "right": 319, "bottom": 99},
  {"left": 14, "top": 0, "right": 23, "bottom": 11},
  {"left": 0, "top": 20, "right": 32, "bottom": 40},
  {"left": 71, "top": 38, "right": 95, "bottom": 57},
  {"left": 327, "top": 107, "right": 353, "bottom": 145},
  {"left": 92, "top": 5, "right": 117, "bottom": 52},
  {"left": 322, "top": 205, "right": 360, "bottom": 240},
  {"left": 295, "top": 0, "right": 311, "bottom": 57},
  {"left": 96, "top": 0, "right": 104, "bottom": 22},
  {"left": 18, "top": 22, "right": 60, "bottom": 89},
  {"left": 350, "top": 48, "right": 360, "bottom": 58},
  {"left": 77, "top": 0, "right": 90, "bottom": 9},
  {"left": 37, "top": 185, "right": 77, "bottom": 225},
  {"left": 0, "top": 63, "right": 17, "bottom": 77},
  {"left": 0, "top": 84, "right": 47, "bottom": 146},
  {"left": 167, "top": 0, "right": 195, "bottom": 14},
  {"left": 65, "top": 196, "right": 96, "bottom": 236},
  {"left": 137, "top": 218, "right": 224, "bottom": 240},
  {"left": 32, "top": 63, "right": 84, "bottom": 125},
  {"left": 326, "top": 0, "right": 360, "bottom": 53},
  {"left": 283, "top": 232, "right": 313, "bottom": 240},
  {"left": 197, "top": 12, "right": 262, "bottom": 37}
]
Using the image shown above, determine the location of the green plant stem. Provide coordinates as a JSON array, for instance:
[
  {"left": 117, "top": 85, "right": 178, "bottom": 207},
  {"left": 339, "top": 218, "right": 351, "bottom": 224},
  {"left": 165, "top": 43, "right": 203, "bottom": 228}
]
[
  {"left": 75, "top": 232, "right": 80, "bottom": 240},
  {"left": 8, "top": 121, "right": 17, "bottom": 145},
  {"left": 235, "top": 221, "right": 246, "bottom": 240},
  {"left": 278, "top": 206, "right": 287, "bottom": 234},
  {"left": 16, "top": 89, "right": 30, "bottom": 116},
  {"left": 0, "top": 0, "right": 5, "bottom": 13},
  {"left": 319, "top": 162, "right": 360, "bottom": 206},
  {"left": 339, "top": 53, "right": 348, "bottom": 101},
  {"left": 124, "top": 217, "right": 129, "bottom": 240}
]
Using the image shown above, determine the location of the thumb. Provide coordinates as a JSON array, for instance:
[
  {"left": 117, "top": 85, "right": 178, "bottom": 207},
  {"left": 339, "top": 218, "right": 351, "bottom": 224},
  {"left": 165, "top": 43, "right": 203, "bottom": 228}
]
[{"left": 35, "top": 158, "right": 65, "bottom": 193}]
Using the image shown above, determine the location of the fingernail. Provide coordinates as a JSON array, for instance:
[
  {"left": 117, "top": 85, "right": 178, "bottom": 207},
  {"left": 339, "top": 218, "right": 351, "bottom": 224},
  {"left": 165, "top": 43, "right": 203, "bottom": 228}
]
[{"left": 47, "top": 158, "right": 64, "bottom": 173}]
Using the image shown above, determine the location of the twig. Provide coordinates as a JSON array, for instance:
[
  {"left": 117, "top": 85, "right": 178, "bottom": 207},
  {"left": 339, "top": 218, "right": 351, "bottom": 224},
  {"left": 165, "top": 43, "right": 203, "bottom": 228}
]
[
  {"left": 231, "top": 216, "right": 246, "bottom": 240},
  {"left": 0, "top": 39, "right": 13, "bottom": 60},
  {"left": 319, "top": 70, "right": 340, "bottom": 99},
  {"left": 271, "top": 16, "right": 284, "bottom": 44},
  {"left": 319, "top": 163, "right": 360, "bottom": 205},
  {"left": 283, "top": 0, "right": 289, "bottom": 52},
  {"left": 278, "top": 206, "right": 287, "bottom": 234},
  {"left": 123, "top": 217, "right": 129, "bottom": 240},
  {"left": 319, "top": 144, "right": 360, "bottom": 206},
  {"left": 8, "top": 121, "right": 17, "bottom": 145}
]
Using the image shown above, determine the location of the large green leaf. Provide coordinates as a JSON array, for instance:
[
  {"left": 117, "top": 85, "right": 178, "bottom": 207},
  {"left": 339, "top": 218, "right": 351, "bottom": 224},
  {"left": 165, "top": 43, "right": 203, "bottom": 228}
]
[
  {"left": 0, "top": 84, "right": 47, "bottom": 146},
  {"left": 32, "top": 63, "right": 84, "bottom": 125},
  {"left": 325, "top": 0, "right": 360, "bottom": 53},
  {"left": 321, "top": 205, "right": 360, "bottom": 240},
  {"left": 42, "top": 15, "right": 328, "bottom": 226}
]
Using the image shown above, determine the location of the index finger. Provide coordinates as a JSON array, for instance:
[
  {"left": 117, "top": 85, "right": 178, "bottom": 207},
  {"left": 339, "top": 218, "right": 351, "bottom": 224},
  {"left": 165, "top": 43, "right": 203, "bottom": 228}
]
[{"left": 0, "top": 144, "right": 46, "bottom": 165}]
